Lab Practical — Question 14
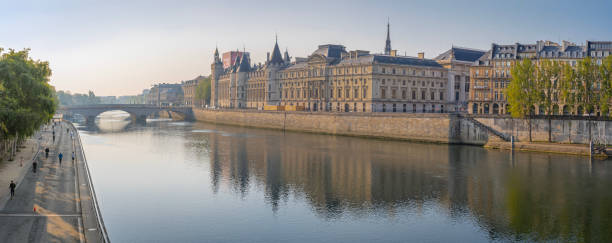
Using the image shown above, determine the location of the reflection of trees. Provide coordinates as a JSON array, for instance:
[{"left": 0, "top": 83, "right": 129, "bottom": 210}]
[{"left": 192, "top": 122, "right": 612, "bottom": 242}]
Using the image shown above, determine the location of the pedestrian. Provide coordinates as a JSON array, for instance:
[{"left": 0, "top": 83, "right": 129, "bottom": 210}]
[
  {"left": 58, "top": 153, "right": 63, "bottom": 166},
  {"left": 72, "top": 151, "right": 75, "bottom": 163},
  {"left": 9, "top": 180, "right": 16, "bottom": 199},
  {"left": 66, "top": 128, "right": 69, "bottom": 133},
  {"left": 32, "top": 161, "right": 37, "bottom": 173},
  {"left": 45, "top": 147, "right": 49, "bottom": 158},
  {"left": 20, "top": 157, "right": 23, "bottom": 167}
]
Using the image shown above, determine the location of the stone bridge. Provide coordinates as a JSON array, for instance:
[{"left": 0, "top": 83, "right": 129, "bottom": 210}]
[{"left": 57, "top": 104, "right": 194, "bottom": 123}]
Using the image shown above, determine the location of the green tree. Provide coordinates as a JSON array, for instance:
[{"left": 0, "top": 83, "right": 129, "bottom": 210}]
[
  {"left": 599, "top": 55, "right": 612, "bottom": 116},
  {"left": 575, "top": 57, "right": 599, "bottom": 115},
  {"left": 0, "top": 48, "right": 56, "bottom": 160},
  {"left": 560, "top": 62, "right": 578, "bottom": 115},
  {"left": 506, "top": 59, "right": 538, "bottom": 142},
  {"left": 195, "top": 76, "right": 211, "bottom": 106},
  {"left": 536, "top": 60, "right": 561, "bottom": 142}
]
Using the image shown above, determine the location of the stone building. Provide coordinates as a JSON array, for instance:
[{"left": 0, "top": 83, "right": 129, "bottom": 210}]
[
  {"left": 435, "top": 47, "right": 486, "bottom": 113},
  {"left": 469, "top": 40, "right": 612, "bottom": 115},
  {"left": 146, "top": 83, "right": 184, "bottom": 107},
  {"left": 181, "top": 75, "right": 208, "bottom": 107},
  {"left": 211, "top": 25, "right": 452, "bottom": 113}
]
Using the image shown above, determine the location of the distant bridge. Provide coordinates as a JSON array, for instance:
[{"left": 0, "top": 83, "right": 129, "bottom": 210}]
[{"left": 56, "top": 104, "right": 194, "bottom": 123}]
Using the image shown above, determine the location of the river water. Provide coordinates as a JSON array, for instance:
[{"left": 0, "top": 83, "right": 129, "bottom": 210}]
[{"left": 76, "top": 111, "right": 612, "bottom": 243}]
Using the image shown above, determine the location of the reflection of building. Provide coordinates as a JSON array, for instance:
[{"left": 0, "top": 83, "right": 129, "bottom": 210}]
[
  {"left": 181, "top": 75, "right": 208, "bottom": 107},
  {"left": 435, "top": 47, "right": 486, "bottom": 112},
  {"left": 211, "top": 23, "right": 455, "bottom": 113},
  {"left": 196, "top": 120, "right": 612, "bottom": 242},
  {"left": 469, "top": 40, "right": 612, "bottom": 115},
  {"left": 146, "top": 83, "right": 184, "bottom": 106}
]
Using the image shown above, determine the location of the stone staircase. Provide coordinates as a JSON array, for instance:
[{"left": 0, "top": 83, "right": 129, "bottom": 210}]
[{"left": 460, "top": 115, "right": 511, "bottom": 142}]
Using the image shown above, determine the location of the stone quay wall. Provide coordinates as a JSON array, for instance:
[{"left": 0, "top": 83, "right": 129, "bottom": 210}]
[
  {"left": 473, "top": 116, "right": 612, "bottom": 145},
  {"left": 193, "top": 109, "right": 499, "bottom": 145}
]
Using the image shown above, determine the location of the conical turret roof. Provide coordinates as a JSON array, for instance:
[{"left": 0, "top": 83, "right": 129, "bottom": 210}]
[
  {"left": 269, "top": 36, "right": 284, "bottom": 65},
  {"left": 238, "top": 53, "right": 251, "bottom": 72}
]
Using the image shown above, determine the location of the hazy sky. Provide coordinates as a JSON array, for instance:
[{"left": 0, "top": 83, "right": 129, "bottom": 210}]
[{"left": 2, "top": 0, "right": 611, "bottom": 96}]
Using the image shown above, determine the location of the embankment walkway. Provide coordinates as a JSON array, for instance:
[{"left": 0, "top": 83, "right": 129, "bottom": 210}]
[{"left": 0, "top": 121, "right": 108, "bottom": 243}]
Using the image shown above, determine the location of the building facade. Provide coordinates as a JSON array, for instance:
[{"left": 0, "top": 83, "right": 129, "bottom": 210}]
[
  {"left": 181, "top": 75, "right": 208, "bottom": 107},
  {"left": 211, "top": 26, "right": 454, "bottom": 113},
  {"left": 469, "top": 40, "right": 612, "bottom": 115},
  {"left": 146, "top": 83, "right": 184, "bottom": 107},
  {"left": 435, "top": 47, "right": 486, "bottom": 112}
]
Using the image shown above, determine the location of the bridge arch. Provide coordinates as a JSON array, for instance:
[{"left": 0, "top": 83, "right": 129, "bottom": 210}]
[{"left": 57, "top": 105, "right": 194, "bottom": 124}]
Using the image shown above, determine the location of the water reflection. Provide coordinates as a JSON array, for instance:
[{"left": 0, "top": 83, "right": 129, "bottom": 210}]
[
  {"left": 190, "top": 122, "right": 612, "bottom": 242},
  {"left": 80, "top": 119, "right": 612, "bottom": 242}
]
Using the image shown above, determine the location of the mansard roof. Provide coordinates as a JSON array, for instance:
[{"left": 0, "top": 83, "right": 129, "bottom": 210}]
[
  {"left": 435, "top": 47, "right": 486, "bottom": 63},
  {"left": 312, "top": 44, "right": 347, "bottom": 59},
  {"left": 337, "top": 55, "right": 443, "bottom": 68}
]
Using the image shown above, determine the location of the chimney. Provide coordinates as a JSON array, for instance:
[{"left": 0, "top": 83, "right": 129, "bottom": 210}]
[
  {"left": 390, "top": 50, "right": 397, "bottom": 56},
  {"left": 418, "top": 52, "right": 425, "bottom": 59},
  {"left": 267, "top": 52, "right": 270, "bottom": 62}
]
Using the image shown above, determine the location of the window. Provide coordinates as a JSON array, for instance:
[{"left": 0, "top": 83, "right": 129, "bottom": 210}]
[
  {"left": 455, "top": 91, "right": 459, "bottom": 101},
  {"left": 413, "top": 104, "right": 417, "bottom": 113},
  {"left": 403, "top": 104, "right": 407, "bottom": 112},
  {"left": 354, "top": 89, "right": 358, "bottom": 98},
  {"left": 431, "top": 92, "right": 435, "bottom": 100},
  {"left": 392, "top": 104, "right": 396, "bottom": 112},
  {"left": 381, "top": 88, "right": 386, "bottom": 98},
  {"left": 412, "top": 90, "right": 416, "bottom": 100},
  {"left": 391, "top": 89, "right": 397, "bottom": 99},
  {"left": 421, "top": 91, "right": 426, "bottom": 100},
  {"left": 439, "top": 92, "right": 444, "bottom": 101},
  {"left": 402, "top": 90, "right": 407, "bottom": 99}
]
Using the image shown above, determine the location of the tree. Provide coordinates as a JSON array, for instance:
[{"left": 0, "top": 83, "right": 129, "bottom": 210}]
[
  {"left": 535, "top": 60, "right": 561, "bottom": 142},
  {"left": 599, "top": 55, "right": 612, "bottom": 116},
  {"left": 195, "top": 76, "right": 211, "bottom": 106},
  {"left": 575, "top": 57, "right": 599, "bottom": 115},
  {"left": 506, "top": 59, "right": 538, "bottom": 142},
  {"left": 0, "top": 48, "right": 56, "bottom": 159}
]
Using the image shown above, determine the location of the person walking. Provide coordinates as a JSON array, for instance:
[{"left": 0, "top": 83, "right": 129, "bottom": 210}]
[
  {"left": 45, "top": 147, "right": 50, "bottom": 158},
  {"left": 32, "top": 161, "right": 37, "bottom": 173},
  {"left": 52, "top": 130, "right": 55, "bottom": 142},
  {"left": 9, "top": 181, "right": 16, "bottom": 199},
  {"left": 72, "top": 151, "right": 75, "bottom": 163},
  {"left": 58, "top": 153, "right": 63, "bottom": 166}
]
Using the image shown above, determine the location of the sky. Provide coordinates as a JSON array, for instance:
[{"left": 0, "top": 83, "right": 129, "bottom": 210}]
[{"left": 1, "top": 0, "right": 611, "bottom": 96}]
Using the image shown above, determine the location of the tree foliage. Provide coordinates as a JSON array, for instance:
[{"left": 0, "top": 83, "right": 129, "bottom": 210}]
[
  {"left": 506, "top": 59, "right": 538, "bottom": 118},
  {"left": 0, "top": 48, "right": 56, "bottom": 140},
  {"left": 56, "top": 90, "right": 101, "bottom": 106},
  {"left": 195, "top": 76, "right": 211, "bottom": 105}
]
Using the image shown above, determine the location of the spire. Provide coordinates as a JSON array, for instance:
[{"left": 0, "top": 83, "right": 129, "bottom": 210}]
[
  {"left": 269, "top": 35, "right": 284, "bottom": 65},
  {"left": 214, "top": 46, "right": 221, "bottom": 63},
  {"left": 284, "top": 48, "right": 290, "bottom": 63},
  {"left": 384, "top": 19, "right": 392, "bottom": 55}
]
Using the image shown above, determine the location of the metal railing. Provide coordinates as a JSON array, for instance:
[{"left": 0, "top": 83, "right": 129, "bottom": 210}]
[{"left": 67, "top": 121, "right": 111, "bottom": 243}]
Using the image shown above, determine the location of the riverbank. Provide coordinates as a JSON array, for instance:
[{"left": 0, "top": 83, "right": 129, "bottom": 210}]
[
  {"left": 0, "top": 122, "right": 108, "bottom": 242},
  {"left": 192, "top": 108, "right": 611, "bottom": 157},
  {"left": 485, "top": 141, "right": 610, "bottom": 157}
]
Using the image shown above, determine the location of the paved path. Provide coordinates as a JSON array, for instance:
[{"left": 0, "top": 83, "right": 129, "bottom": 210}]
[{"left": 0, "top": 122, "right": 89, "bottom": 242}]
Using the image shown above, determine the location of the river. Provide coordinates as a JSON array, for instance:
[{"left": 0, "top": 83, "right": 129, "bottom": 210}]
[{"left": 75, "top": 111, "right": 612, "bottom": 242}]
